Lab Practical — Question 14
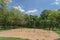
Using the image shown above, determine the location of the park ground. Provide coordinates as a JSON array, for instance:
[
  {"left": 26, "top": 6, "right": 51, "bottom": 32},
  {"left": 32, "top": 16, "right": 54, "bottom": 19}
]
[{"left": 0, "top": 28, "right": 60, "bottom": 40}]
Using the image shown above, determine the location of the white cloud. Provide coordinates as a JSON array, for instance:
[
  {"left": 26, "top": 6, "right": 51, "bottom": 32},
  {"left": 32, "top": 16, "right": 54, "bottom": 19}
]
[
  {"left": 13, "top": 6, "right": 38, "bottom": 15},
  {"left": 25, "top": 9, "right": 38, "bottom": 14},
  {"left": 5, "top": 0, "right": 12, "bottom": 3},
  {"left": 13, "top": 6, "right": 25, "bottom": 12},
  {"left": 10, "top": 0, "right": 12, "bottom": 3},
  {"left": 51, "top": 0, "right": 60, "bottom": 5}
]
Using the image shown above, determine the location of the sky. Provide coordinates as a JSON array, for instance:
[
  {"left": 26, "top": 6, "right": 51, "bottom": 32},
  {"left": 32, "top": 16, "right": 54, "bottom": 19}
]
[{"left": 8, "top": 0, "right": 60, "bottom": 15}]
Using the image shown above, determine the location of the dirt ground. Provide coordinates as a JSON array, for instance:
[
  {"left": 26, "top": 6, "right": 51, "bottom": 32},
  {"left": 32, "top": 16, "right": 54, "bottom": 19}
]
[{"left": 0, "top": 28, "right": 59, "bottom": 40}]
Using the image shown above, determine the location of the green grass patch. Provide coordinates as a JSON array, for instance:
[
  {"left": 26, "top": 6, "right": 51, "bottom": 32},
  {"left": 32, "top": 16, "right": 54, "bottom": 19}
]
[
  {"left": 55, "top": 31, "right": 60, "bottom": 35},
  {"left": 0, "top": 37, "right": 29, "bottom": 40},
  {"left": 53, "top": 28, "right": 60, "bottom": 35}
]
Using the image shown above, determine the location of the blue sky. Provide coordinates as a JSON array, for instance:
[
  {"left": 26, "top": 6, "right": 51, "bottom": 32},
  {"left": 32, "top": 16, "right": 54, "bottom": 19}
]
[{"left": 8, "top": 0, "right": 60, "bottom": 15}]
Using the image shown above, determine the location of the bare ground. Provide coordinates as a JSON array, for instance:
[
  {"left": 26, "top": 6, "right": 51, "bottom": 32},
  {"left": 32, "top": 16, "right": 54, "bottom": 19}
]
[{"left": 0, "top": 28, "right": 59, "bottom": 40}]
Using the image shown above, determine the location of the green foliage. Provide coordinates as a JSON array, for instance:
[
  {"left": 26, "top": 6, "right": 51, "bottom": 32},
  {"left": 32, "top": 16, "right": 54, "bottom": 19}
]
[
  {"left": 40, "top": 10, "right": 60, "bottom": 30},
  {"left": 0, "top": 0, "right": 60, "bottom": 30}
]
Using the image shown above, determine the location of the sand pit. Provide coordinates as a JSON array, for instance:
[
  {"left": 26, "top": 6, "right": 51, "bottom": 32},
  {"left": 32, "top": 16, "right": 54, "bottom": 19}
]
[{"left": 0, "top": 28, "right": 59, "bottom": 40}]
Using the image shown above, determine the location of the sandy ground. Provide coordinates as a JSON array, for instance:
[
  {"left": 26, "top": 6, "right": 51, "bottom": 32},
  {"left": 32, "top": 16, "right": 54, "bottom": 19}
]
[{"left": 0, "top": 28, "right": 59, "bottom": 40}]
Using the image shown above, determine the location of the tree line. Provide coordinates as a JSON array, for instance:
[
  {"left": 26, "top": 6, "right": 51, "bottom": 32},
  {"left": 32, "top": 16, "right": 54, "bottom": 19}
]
[{"left": 0, "top": 0, "right": 60, "bottom": 30}]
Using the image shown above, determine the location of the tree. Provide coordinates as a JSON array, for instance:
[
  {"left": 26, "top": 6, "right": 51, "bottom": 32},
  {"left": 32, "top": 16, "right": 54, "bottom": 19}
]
[
  {"left": 40, "top": 10, "right": 57, "bottom": 30},
  {"left": 47, "top": 10, "right": 57, "bottom": 30},
  {"left": 0, "top": 0, "right": 12, "bottom": 29},
  {"left": 55, "top": 9, "right": 60, "bottom": 28},
  {"left": 40, "top": 10, "right": 51, "bottom": 29}
]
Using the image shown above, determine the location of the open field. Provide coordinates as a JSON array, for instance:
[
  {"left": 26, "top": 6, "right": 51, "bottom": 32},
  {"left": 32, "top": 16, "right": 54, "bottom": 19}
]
[{"left": 0, "top": 28, "right": 60, "bottom": 40}]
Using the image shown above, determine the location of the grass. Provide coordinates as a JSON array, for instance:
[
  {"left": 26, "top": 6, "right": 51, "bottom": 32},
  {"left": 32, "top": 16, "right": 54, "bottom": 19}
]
[
  {"left": 54, "top": 28, "right": 60, "bottom": 35},
  {"left": 0, "top": 37, "right": 29, "bottom": 40},
  {"left": 55, "top": 31, "right": 60, "bottom": 35}
]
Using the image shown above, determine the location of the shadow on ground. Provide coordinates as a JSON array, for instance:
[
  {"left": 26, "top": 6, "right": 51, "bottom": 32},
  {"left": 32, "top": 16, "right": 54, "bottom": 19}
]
[{"left": 54, "top": 38, "right": 60, "bottom": 40}]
